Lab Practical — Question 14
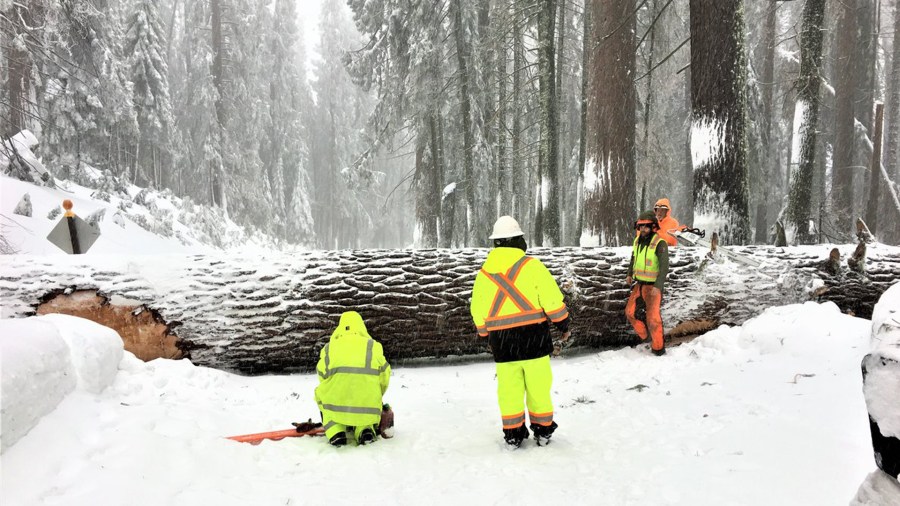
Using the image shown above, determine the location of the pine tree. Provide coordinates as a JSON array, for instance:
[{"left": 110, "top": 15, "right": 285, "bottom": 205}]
[{"left": 125, "top": 0, "right": 174, "bottom": 189}]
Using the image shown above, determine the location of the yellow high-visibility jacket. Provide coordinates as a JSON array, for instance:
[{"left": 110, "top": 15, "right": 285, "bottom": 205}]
[
  {"left": 315, "top": 312, "right": 390, "bottom": 427},
  {"left": 470, "top": 247, "right": 569, "bottom": 362}
]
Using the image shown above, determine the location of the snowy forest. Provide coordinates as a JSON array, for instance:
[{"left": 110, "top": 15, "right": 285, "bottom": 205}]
[{"left": 2, "top": 0, "right": 899, "bottom": 249}]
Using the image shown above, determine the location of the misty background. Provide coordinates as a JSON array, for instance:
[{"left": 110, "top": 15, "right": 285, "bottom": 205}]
[{"left": 2, "top": 0, "right": 898, "bottom": 250}]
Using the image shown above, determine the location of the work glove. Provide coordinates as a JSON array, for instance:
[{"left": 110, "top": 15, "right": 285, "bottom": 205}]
[
  {"left": 378, "top": 404, "right": 395, "bottom": 438},
  {"left": 552, "top": 331, "right": 572, "bottom": 357},
  {"left": 625, "top": 275, "right": 633, "bottom": 286},
  {"left": 292, "top": 419, "right": 323, "bottom": 433}
]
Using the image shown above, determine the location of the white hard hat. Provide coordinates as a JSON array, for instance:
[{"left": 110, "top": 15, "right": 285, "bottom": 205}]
[{"left": 489, "top": 216, "right": 525, "bottom": 239}]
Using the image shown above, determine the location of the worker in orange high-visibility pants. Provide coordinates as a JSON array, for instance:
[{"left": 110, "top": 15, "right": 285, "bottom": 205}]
[
  {"left": 470, "top": 216, "right": 571, "bottom": 448},
  {"left": 625, "top": 211, "right": 669, "bottom": 356}
]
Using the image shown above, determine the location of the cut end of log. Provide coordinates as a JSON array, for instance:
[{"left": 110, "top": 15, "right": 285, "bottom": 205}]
[{"left": 37, "top": 290, "right": 183, "bottom": 362}]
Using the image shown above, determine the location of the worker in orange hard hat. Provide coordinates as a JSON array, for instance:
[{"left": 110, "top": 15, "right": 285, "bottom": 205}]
[
  {"left": 652, "top": 198, "right": 686, "bottom": 247},
  {"left": 625, "top": 210, "right": 669, "bottom": 356}
]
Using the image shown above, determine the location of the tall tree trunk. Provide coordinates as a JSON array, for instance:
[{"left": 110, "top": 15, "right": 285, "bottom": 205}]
[
  {"left": 538, "top": 0, "right": 560, "bottom": 246},
  {"left": 210, "top": 0, "right": 227, "bottom": 211},
  {"left": 438, "top": 118, "right": 455, "bottom": 248},
  {"left": 496, "top": 1, "right": 509, "bottom": 216},
  {"left": 884, "top": 0, "right": 900, "bottom": 244},
  {"left": 854, "top": 0, "right": 877, "bottom": 223},
  {"left": 512, "top": 2, "right": 525, "bottom": 221},
  {"left": 556, "top": 0, "right": 568, "bottom": 243},
  {"left": 787, "top": 0, "right": 827, "bottom": 244},
  {"left": 683, "top": 66, "right": 694, "bottom": 222},
  {"left": 415, "top": 116, "right": 439, "bottom": 247},
  {"left": 576, "top": 3, "right": 591, "bottom": 242},
  {"left": 452, "top": 0, "right": 476, "bottom": 246},
  {"left": 641, "top": 0, "right": 658, "bottom": 192},
  {"left": 832, "top": 0, "right": 858, "bottom": 236},
  {"left": 756, "top": 0, "right": 778, "bottom": 244},
  {"left": 689, "top": 0, "right": 750, "bottom": 245},
  {"left": 583, "top": 0, "right": 637, "bottom": 246},
  {"left": 2, "top": 1, "right": 38, "bottom": 136},
  {"left": 864, "top": 104, "right": 884, "bottom": 234}
]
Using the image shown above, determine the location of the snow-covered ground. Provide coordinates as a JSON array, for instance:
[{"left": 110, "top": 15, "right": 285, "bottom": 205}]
[{"left": 2, "top": 296, "right": 895, "bottom": 505}]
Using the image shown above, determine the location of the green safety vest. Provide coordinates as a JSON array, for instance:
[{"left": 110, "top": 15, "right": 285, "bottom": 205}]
[
  {"left": 632, "top": 234, "right": 662, "bottom": 282},
  {"left": 315, "top": 312, "right": 391, "bottom": 427}
]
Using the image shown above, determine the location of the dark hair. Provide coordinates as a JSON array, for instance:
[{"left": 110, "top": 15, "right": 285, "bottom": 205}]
[{"left": 493, "top": 235, "right": 527, "bottom": 252}]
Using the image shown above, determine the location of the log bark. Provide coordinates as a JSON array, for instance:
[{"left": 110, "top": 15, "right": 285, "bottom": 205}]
[{"left": 2, "top": 246, "right": 899, "bottom": 374}]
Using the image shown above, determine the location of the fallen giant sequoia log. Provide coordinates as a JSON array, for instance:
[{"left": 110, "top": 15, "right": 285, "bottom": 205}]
[{"left": 1, "top": 244, "right": 898, "bottom": 374}]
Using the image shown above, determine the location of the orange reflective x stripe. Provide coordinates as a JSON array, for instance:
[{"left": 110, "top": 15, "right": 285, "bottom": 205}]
[{"left": 483, "top": 256, "right": 534, "bottom": 317}]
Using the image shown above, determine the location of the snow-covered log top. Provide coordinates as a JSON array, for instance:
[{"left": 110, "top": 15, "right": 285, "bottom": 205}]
[{"left": 2, "top": 244, "right": 899, "bottom": 374}]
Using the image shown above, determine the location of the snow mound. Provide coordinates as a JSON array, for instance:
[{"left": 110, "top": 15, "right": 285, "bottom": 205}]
[
  {"left": 863, "top": 282, "right": 900, "bottom": 441},
  {"left": 870, "top": 282, "right": 900, "bottom": 361},
  {"left": 0, "top": 315, "right": 123, "bottom": 453},
  {"left": 692, "top": 300, "right": 850, "bottom": 357}
]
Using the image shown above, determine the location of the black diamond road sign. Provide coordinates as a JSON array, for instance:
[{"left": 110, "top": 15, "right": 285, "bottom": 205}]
[{"left": 46, "top": 215, "right": 101, "bottom": 254}]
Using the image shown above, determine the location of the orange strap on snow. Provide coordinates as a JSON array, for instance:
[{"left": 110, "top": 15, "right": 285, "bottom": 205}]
[{"left": 226, "top": 427, "right": 324, "bottom": 445}]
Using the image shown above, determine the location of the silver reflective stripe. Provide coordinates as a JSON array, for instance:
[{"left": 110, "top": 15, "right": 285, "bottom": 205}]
[
  {"left": 488, "top": 285, "right": 506, "bottom": 317},
  {"left": 321, "top": 404, "right": 383, "bottom": 416},
  {"left": 506, "top": 256, "right": 530, "bottom": 279},
  {"left": 322, "top": 366, "right": 381, "bottom": 378},
  {"left": 486, "top": 272, "right": 534, "bottom": 311},
  {"left": 324, "top": 343, "right": 331, "bottom": 377},
  {"left": 502, "top": 413, "right": 526, "bottom": 426},
  {"left": 379, "top": 363, "right": 389, "bottom": 372},
  {"left": 545, "top": 306, "right": 568, "bottom": 320},
  {"left": 323, "top": 421, "right": 337, "bottom": 431},
  {"left": 530, "top": 413, "right": 553, "bottom": 424},
  {"left": 365, "top": 339, "right": 374, "bottom": 369},
  {"left": 486, "top": 310, "right": 545, "bottom": 328}
]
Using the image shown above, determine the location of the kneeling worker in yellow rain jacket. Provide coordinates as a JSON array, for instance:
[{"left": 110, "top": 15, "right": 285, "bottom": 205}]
[
  {"left": 470, "top": 216, "right": 571, "bottom": 448},
  {"left": 315, "top": 311, "right": 391, "bottom": 447}
]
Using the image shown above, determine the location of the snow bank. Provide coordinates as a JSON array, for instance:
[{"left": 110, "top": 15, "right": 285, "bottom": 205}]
[
  {"left": 863, "top": 283, "right": 900, "bottom": 441},
  {"left": 693, "top": 300, "right": 849, "bottom": 357},
  {"left": 870, "top": 282, "right": 900, "bottom": 362},
  {"left": 851, "top": 470, "right": 900, "bottom": 505},
  {"left": 0, "top": 129, "right": 49, "bottom": 182},
  {"left": 0, "top": 315, "right": 123, "bottom": 452}
]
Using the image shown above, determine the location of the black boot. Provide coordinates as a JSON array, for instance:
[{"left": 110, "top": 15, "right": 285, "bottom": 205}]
[
  {"left": 652, "top": 347, "right": 666, "bottom": 356},
  {"left": 531, "top": 421, "right": 558, "bottom": 446},
  {"left": 329, "top": 432, "right": 348, "bottom": 447},
  {"left": 358, "top": 427, "right": 376, "bottom": 445},
  {"left": 503, "top": 425, "right": 529, "bottom": 449}
]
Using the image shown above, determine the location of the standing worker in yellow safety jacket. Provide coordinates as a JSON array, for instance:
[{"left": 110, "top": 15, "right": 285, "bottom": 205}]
[
  {"left": 315, "top": 311, "right": 391, "bottom": 447},
  {"left": 470, "top": 216, "right": 571, "bottom": 448},
  {"left": 625, "top": 210, "right": 669, "bottom": 356}
]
